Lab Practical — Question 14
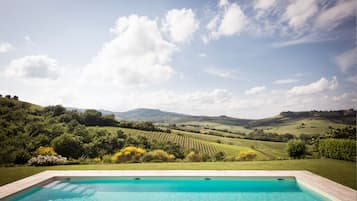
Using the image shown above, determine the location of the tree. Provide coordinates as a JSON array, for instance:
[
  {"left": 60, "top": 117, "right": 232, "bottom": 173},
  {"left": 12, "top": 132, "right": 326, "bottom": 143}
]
[
  {"left": 82, "top": 109, "right": 102, "bottom": 126},
  {"left": 44, "top": 105, "right": 66, "bottom": 116},
  {"left": 287, "top": 139, "right": 306, "bottom": 158},
  {"left": 52, "top": 134, "right": 83, "bottom": 159}
]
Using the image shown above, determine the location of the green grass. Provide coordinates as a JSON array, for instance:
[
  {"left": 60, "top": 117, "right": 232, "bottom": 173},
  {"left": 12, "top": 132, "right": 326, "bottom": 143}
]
[
  {"left": 258, "top": 119, "right": 350, "bottom": 135},
  {"left": 179, "top": 121, "right": 253, "bottom": 134},
  {"left": 0, "top": 159, "right": 355, "bottom": 189}
]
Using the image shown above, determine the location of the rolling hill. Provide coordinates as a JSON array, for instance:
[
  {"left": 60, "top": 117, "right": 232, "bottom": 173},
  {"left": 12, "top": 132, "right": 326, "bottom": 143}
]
[{"left": 66, "top": 107, "right": 356, "bottom": 136}]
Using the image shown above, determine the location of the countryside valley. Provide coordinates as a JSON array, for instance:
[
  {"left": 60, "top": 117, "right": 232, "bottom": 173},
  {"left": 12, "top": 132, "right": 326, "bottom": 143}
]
[{"left": 0, "top": 94, "right": 356, "bottom": 188}]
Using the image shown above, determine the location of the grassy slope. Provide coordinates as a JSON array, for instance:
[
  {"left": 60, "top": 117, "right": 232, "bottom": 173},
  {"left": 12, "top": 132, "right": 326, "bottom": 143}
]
[
  {"left": 181, "top": 118, "right": 353, "bottom": 136},
  {"left": 0, "top": 159, "right": 355, "bottom": 189},
  {"left": 179, "top": 121, "right": 253, "bottom": 134},
  {"left": 257, "top": 119, "right": 350, "bottom": 135},
  {"left": 175, "top": 130, "right": 288, "bottom": 159}
]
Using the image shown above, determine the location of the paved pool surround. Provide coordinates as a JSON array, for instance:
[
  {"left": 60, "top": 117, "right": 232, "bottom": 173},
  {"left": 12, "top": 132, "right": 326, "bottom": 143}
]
[{"left": 0, "top": 170, "right": 355, "bottom": 201}]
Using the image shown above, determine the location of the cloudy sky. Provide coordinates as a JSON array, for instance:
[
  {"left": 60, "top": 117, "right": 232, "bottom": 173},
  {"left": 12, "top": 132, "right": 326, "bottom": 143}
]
[{"left": 0, "top": 0, "right": 356, "bottom": 118}]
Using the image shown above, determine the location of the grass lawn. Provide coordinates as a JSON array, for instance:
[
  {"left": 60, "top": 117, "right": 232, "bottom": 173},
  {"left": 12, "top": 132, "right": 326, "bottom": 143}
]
[{"left": 0, "top": 159, "right": 355, "bottom": 189}]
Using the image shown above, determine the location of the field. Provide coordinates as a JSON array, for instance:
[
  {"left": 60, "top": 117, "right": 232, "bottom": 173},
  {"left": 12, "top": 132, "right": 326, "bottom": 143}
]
[
  {"left": 174, "top": 130, "right": 288, "bottom": 159},
  {"left": 257, "top": 119, "right": 350, "bottom": 135},
  {"left": 88, "top": 127, "right": 288, "bottom": 160},
  {"left": 177, "top": 118, "right": 353, "bottom": 136},
  {"left": 178, "top": 121, "right": 253, "bottom": 134},
  {"left": 0, "top": 159, "right": 355, "bottom": 189}
]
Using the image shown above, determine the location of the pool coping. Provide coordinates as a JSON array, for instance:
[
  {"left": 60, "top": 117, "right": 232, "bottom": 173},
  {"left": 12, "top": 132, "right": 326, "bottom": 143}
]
[{"left": 0, "top": 170, "right": 355, "bottom": 201}]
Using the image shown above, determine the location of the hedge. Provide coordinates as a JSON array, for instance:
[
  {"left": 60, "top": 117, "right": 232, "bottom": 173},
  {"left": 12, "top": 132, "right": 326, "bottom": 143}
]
[{"left": 318, "top": 139, "right": 356, "bottom": 161}]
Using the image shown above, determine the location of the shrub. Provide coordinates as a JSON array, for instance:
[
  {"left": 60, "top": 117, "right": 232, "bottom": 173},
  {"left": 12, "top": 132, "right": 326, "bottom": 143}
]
[
  {"left": 102, "top": 154, "right": 112, "bottom": 163},
  {"left": 28, "top": 155, "right": 66, "bottom": 166},
  {"left": 287, "top": 139, "right": 306, "bottom": 158},
  {"left": 14, "top": 149, "right": 31, "bottom": 164},
  {"left": 142, "top": 149, "right": 175, "bottom": 162},
  {"left": 318, "top": 139, "right": 356, "bottom": 161},
  {"left": 36, "top": 146, "right": 57, "bottom": 156},
  {"left": 214, "top": 151, "right": 225, "bottom": 161},
  {"left": 238, "top": 150, "right": 257, "bottom": 161},
  {"left": 223, "top": 155, "right": 239, "bottom": 161},
  {"left": 111, "top": 147, "right": 146, "bottom": 163},
  {"left": 185, "top": 151, "right": 203, "bottom": 162},
  {"left": 52, "top": 134, "right": 84, "bottom": 159}
]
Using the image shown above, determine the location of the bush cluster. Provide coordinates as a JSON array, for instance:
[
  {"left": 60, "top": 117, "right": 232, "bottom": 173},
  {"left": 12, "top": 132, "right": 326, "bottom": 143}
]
[
  {"left": 237, "top": 150, "right": 257, "bottom": 161},
  {"left": 142, "top": 149, "right": 175, "bottom": 162},
  {"left": 287, "top": 139, "right": 306, "bottom": 158},
  {"left": 36, "top": 146, "right": 57, "bottom": 156},
  {"left": 318, "top": 139, "right": 356, "bottom": 161},
  {"left": 111, "top": 147, "right": 146, "bottom": 163},
  {"left": 28, "top": 155, "right": 66, "bottom": 166}
]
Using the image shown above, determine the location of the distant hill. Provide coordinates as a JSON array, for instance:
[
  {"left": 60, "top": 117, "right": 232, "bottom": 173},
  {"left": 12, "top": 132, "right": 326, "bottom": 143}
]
[
  {"left": 110, "top": 108, "right": 356, "bottom": 127},
  {"left": 115, "top": 108, "right": 190, "bottom": 122}
]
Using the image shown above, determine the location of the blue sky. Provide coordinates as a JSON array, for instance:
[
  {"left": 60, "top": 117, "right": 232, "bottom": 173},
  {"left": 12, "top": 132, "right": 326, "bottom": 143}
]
[{"left": 0, "top": 0, "right": 356, "bottom": 118}]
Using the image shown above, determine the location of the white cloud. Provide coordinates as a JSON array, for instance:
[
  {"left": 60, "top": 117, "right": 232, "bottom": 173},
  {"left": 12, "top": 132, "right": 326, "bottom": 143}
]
[
  {"left": 270, "top": 33, "right": 333, "bottom": 48},
  {"left": 288, "top": 76, "right": 338, "bottom": 96},
  {"left": 204, "top": 2, "right": 247, "bottom": 42},
  {"left": 162, "top": 8, "right": 199, "bottom": 43},
  {"left": 218, "top": 3, "right": 247, "bottom": 36},
  {"left": 204, "top": 67, "right": 238, "bottom": 79},
  {"left": 284, "top": 0, "right": 318, "bottom": 30},
  {"left": 219, "top": 0, "right": 229, "bottom": 8},
  {"left": 85, "top": 15, "right": 177, "bottom": 86},
  {"left": 335, "top": 48, "right": 356, "bottom": 73},
  {"left": 314, "top": 0, "right": 356, "bottom": 31},
  {"left": 273, "top": 78, "right": 298, "bottom": 84},
  {"left": 245, "top": 85, "right": 266, "bottom": 95},
  {"left": 4, "top": 55, "right": 59, "bottom": 79},
  {"left": 0, "top": 42, "right": 13, "bottom": 53},
  {"left": 198, "top": 53, "right": 207, "bottom": 57},
  {"left": 254, "top": 0, "right": 276, "bottom": 10},
  {"left": 347, "top": 74, "right": 357, "bottom": 84},
  {"left": 24, "top": 36, "right": 35, "bottom": 45}
]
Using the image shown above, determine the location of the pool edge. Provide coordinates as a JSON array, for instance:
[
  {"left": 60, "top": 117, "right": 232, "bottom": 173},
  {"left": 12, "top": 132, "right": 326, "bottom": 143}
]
[{"left": 0, "top": 170, "right": 355, "bottom": 201}]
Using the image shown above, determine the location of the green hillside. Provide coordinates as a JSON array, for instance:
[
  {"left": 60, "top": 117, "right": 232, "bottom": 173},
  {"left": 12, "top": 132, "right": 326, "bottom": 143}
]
[
  {"left": 114, "top": 108, "right": 355, "bottom": 136},
  {"left": 0, "top": 96, "right": 354, "bottom": 166}
]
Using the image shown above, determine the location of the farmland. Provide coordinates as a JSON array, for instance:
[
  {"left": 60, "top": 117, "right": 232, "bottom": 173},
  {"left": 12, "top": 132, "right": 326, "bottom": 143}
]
[{"left": 89, "top": 127, "right": 287, "bottom": 160}]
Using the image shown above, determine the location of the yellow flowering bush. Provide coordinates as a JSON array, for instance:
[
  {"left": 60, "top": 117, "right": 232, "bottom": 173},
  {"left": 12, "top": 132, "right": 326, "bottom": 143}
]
[
  {"left": 36, "top": 146, "right": 58, "bottom": 156},
  {"left": 142, "top": 149, "right": 175, "bottom": 162},
  {"left": 111, "top": 146, "right": 146, "bottom": 163},
  {"left": 237, "top": 150, "right": 257, "bottom": 161}
]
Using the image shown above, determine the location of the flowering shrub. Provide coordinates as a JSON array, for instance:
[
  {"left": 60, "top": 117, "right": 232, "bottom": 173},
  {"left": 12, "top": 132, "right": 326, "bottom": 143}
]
[
  {"left": 111, "top": 147, "right": 146, "bottom": 163},
  {"left": 185, "top": 151, "right": 203, "bottom": 162},
  {"left": 36, "top": 146, "right": 58, "bottom": 156},
  {"left": 28, "top": 155, "right": 66, "bottom": 166},
  {"left": 142, "top": 149, "right": 175, "bottom": 162},
  {"left": 238, "top": 150, "right": 257, "bottom": 161}
]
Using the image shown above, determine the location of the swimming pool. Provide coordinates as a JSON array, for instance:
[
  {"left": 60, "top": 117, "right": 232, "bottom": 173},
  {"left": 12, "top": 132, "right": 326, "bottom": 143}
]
[{"left": 6, "top": 177, "right": 330, "bottom": 201}]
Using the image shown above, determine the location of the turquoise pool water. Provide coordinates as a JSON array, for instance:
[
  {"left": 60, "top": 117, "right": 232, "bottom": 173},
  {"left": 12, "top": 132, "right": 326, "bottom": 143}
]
[{"left": 6, "top": 177, "right": 330, "bottom": 201}]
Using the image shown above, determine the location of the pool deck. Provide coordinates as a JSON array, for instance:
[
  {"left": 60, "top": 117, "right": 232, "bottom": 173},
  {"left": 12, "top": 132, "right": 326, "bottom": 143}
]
[{"left": 0, "top": 170, "right": 355, "bottom": 201}]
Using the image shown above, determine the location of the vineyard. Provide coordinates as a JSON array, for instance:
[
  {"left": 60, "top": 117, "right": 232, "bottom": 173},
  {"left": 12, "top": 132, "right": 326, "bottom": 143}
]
[
  {"left": 123, "top": 129, "right": 219, "bottom": 155},
  {"left": 89, "top": 127, "right": 277, "bottom": 160},
  {"left": 174, "top": 130, "right": 288, "bottom": 159}
]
